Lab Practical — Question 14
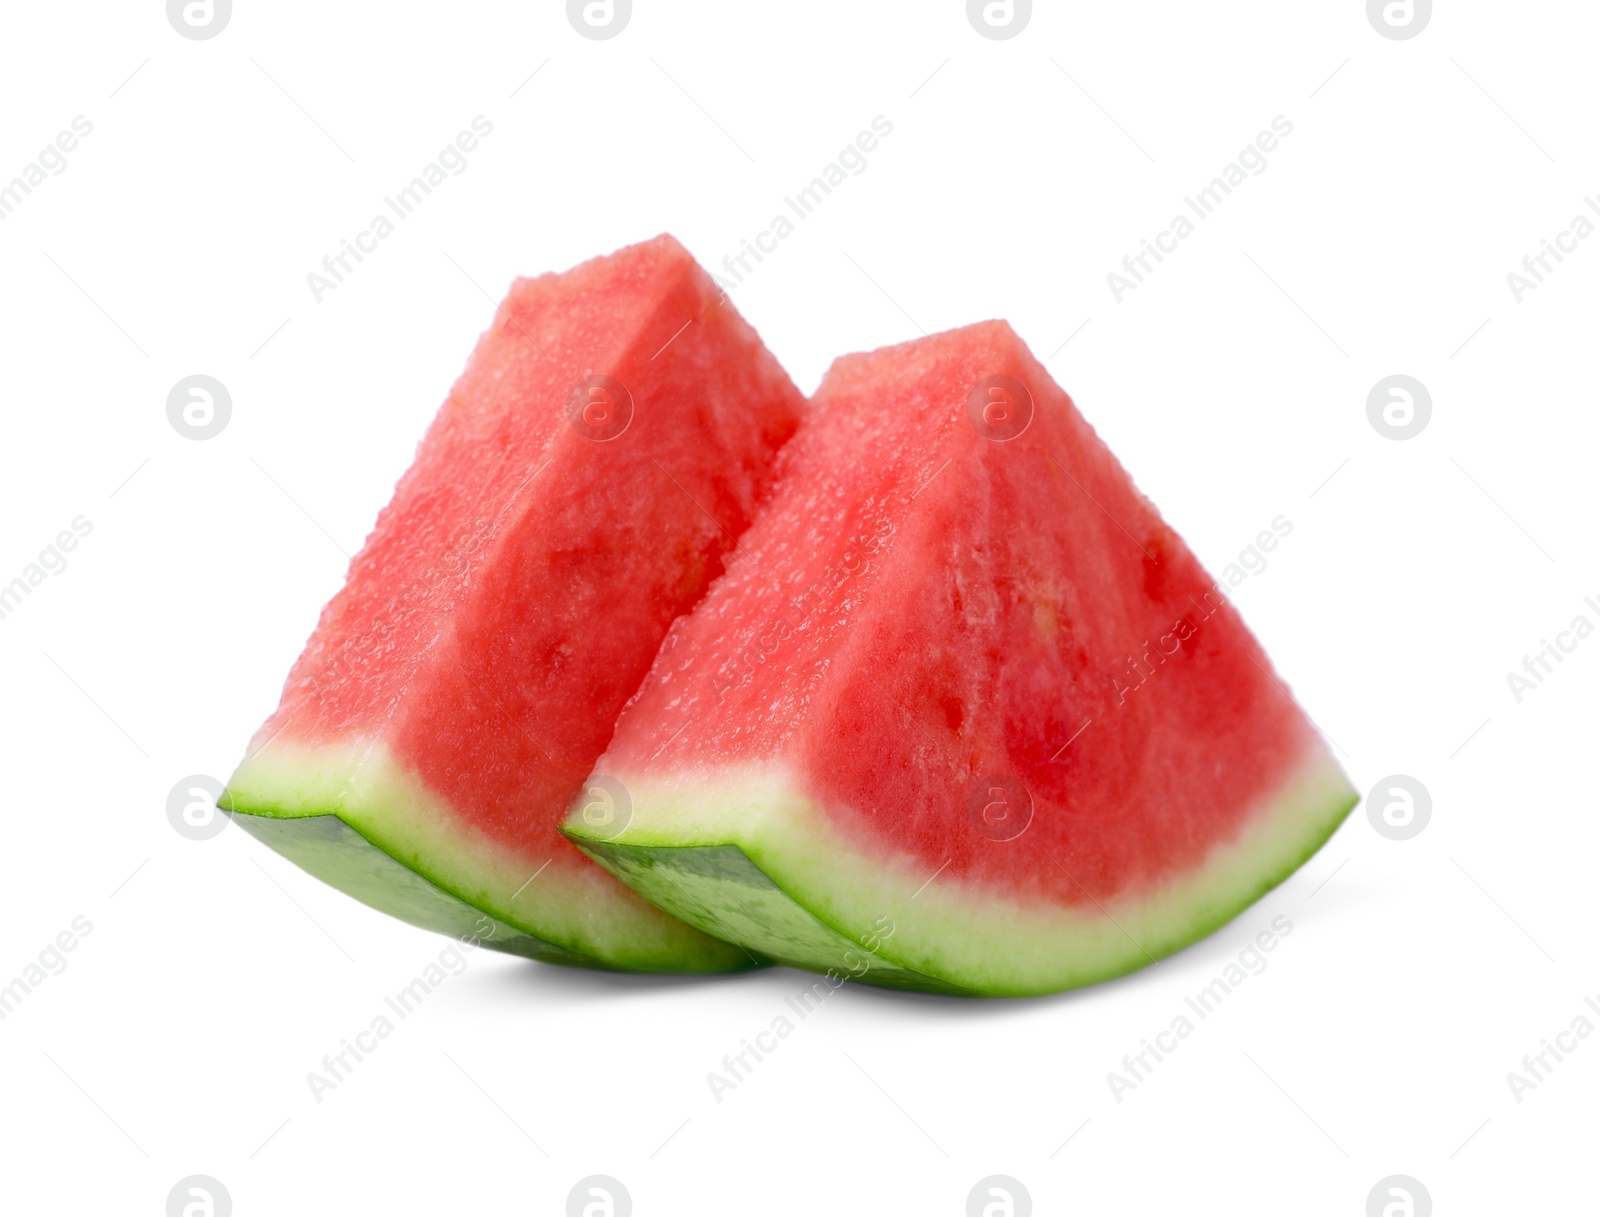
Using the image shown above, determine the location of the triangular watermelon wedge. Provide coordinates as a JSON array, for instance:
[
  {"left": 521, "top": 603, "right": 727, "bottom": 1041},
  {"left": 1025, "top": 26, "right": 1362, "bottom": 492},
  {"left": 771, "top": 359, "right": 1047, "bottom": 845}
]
[
  {"left": 564, "top": 321, "right": 1357, "bottom": 995},
  {"left": 222, "top": 236, "right": 803, "bottom": 972}
]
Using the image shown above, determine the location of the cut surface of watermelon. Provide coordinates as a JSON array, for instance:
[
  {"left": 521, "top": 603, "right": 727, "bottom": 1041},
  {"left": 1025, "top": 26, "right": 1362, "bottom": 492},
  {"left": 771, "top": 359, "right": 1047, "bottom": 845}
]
[
  {"left": 223, "top": 235, "right": 803, "bottom": 972},
  {"left": 564, "top": 321, "right": 1356, "bottom": 994}
]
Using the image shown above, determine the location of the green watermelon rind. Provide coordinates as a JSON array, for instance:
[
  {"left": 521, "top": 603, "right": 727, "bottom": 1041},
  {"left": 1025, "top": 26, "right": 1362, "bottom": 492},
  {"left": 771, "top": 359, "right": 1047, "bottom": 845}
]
[
  {"left": 562, "top": 744, "right": 1358, "bottom": 997},
  {"left": 225, "top": 809, "right": 607, "bottom": 969},
  {"left": 568, "top": 839, "right": 979, "bottom": 995},
  {"left": 221, "top": 740, "right": 762, "bottom": 975}
]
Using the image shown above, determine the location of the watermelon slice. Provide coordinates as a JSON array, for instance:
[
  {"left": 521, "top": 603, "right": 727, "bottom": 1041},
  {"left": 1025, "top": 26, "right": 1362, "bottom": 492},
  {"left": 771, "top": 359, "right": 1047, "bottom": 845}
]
[
  {"left": 222, "top": 235, "right": 804, "bottom": 972},
  {"left": 563, "top": 321, "right": 1357, "bottom": 995}
]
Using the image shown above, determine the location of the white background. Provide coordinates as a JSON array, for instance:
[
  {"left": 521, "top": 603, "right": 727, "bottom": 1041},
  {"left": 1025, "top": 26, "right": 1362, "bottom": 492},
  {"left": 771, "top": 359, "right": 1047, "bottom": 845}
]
[{"left": 1, "top": 2, "right": 1594, "bottom": 1213}]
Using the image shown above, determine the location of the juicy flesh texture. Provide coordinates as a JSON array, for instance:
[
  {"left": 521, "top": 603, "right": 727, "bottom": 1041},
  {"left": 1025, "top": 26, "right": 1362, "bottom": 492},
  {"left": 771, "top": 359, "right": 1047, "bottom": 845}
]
[
  {"left": 250, "top": 235, "right": 803, "bottom": 870},
  {"left": 601, "top": 320, "right": 1315, "bottom": 908}
]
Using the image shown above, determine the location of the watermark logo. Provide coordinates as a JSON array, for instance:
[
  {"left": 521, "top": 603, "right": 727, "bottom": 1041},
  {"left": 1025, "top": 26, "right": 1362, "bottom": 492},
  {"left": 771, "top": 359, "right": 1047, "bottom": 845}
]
[
  {"left": 1506, "top": 992, "right": 1600, "bottom": 1103},
  {"left": 1366, "top": 775, "right": 1430, "bottom": 841},
  {"left": 567, "top": 0, "right": 631, "bottom": 40},
  {"left": 0, "top": 516, "right": 94, "bottom": 624},
  {"left": 967, "top": 0, "right": 1031, "bottom": 40},
  {"left": 1107, "top": 116, "right": 1296, "bottom": 301},
  {"left": 1107, "top": 914, "right": 1293, "bottom": 1102},
  {"left": 705, "top": 1014, "right": 799, "bottom": 1103},
  {"left": 1367, "top": 0, "right": 1430, "bottom": 40},
  {"left": 168, "top": 775, "right": 229, "bottom": 841},
  {"left": 967, "top": 775, "right": 1033, "bottom": 841},
  {"left": 1366, "top": 375, "right": 1430, "bottom": 440},
  {"left": 567, "top": 1175, "right": 631, "bottom": 1217},
  {"left": 713, "top": 117, "right": 895, "bottom": 293},
  {"left": 566, "top": 375, "right": 634, "bottom": 442},
  {"left": 1506, "top": 595, "right": 1599, "bottom": 702},
  {"left": 706, "top": 963, "right": 882, "bottom": 1105},
  {"left": 1506, "top": 197, "right": 1600, "bottom": 303},
  {"left": 167, "top": 1175, "right": 232, "bottom": 1217},
  {"left": 0, "top": 116, "right": 95, "bottom": 223},
  {"left": 307, "top": 118, "right": 496, "bottom": 303},
  {"left": 307, "top": 919, "right": 493, "bottom": 1103},
  {"left": 966, "top": 375, "right": 1033, "bottom": 442},
  {"left": 167, "top": 375, "right": 232, "bottom": 440},
  {"left": 167, "top": 0, "right": 231, "bottom": 40},
  {"left": 966, "top": 1175, "right": 1031, "bottom": 1217},
  {"left": 0, "top": 914, "right": 95, "bottom": 1022},
  {"left": 1366, "top": 1175, "right": 1430, "bottom": 1217},
  {"left": 573, "top": 775, "right": 632, "bottom": 840},
  {"left": 1219, "top": 515, "right": 1294, "bottom": 587}
]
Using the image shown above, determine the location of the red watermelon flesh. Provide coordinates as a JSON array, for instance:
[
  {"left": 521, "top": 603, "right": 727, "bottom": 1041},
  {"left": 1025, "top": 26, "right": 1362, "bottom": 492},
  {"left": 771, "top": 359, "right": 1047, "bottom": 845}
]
[
  {"left": 565, "top": 320, "right": 1356, "bottom": 994},
  {"left": 222, "top": 235, "right": 802, "bottom": 971}
]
